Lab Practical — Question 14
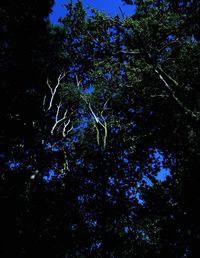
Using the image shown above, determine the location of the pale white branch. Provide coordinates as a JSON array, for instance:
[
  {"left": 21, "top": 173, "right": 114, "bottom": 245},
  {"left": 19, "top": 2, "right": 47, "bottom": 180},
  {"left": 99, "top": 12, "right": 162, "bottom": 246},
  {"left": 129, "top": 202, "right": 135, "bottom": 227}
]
[
  {"left": 88, "top": 103, "right": 101, "bottom": 124},
  {"left": 62, "top": 118, "right": 71, "bottom": 137},
  {"left": 76, "top": 75, "right": 108, "bottom": 149},
  {"left": 43, "top": 95, "right": 47, "bottom": 111},
  {"left": 75, "top": 74, "right": 82, "bottom": 89},
  {"left": 51, "top": 103, "right": 68, "bottom": 135},
  {"left": 150, "top": 94, "right": 169, "bottom": 98},
  {"left": 87, "top": 100, "right": 108, "bottom": 149},
  {"left": 66, "top": 125, "right": 74, "bottom": 135},
  {"left": 155, "top": 68, "right": 200, "bottom": 121},
  {"left": 46, "top": 72, "right": 66, "bottom": 111}
]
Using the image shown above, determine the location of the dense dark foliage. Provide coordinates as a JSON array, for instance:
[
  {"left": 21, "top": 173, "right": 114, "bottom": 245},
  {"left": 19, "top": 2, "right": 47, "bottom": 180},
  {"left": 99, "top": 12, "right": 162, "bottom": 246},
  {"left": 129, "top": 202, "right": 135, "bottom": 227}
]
[{"left": 0, "top": 0, "right": 200, "bottom": 257}]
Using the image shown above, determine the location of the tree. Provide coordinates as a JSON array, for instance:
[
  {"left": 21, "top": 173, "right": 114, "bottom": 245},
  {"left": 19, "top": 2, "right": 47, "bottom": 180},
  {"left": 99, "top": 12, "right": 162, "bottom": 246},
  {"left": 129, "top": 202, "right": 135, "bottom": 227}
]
[
  {"left": 1, "top": 0, "right": 200, "bottom": 257},
  {"left": 118, "top": 0, "right": 200, "bottom": 256},
  {"left": 54, "top": 0, "right": 200, "bottom": 256}
]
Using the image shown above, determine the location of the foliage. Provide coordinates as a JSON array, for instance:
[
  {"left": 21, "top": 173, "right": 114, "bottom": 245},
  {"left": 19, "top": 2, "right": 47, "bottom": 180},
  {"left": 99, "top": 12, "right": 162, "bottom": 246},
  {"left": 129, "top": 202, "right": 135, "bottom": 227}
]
[{"left": 0, "top": 0, "right": 200, "bottom": 257}]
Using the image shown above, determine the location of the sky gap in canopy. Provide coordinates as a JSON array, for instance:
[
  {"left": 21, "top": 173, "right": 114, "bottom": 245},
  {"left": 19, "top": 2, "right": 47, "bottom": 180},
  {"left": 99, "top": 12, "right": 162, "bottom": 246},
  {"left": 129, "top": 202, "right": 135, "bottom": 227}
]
[{"left": 50, "top": 0, "right": 135, "bottom": 23}]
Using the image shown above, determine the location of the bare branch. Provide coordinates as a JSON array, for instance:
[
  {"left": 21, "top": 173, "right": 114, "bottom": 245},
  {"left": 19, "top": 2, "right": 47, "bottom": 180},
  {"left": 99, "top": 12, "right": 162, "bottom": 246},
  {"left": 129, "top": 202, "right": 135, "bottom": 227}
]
[
  {"left": 157, "top": 39, "right": 180, "bottom": 53},
  {"left": 102, "top": 120, "right": 108, "bottom": 149},
  {"left": 62, "top": 118, "right": 71, "bottom": 137},
  {"left": 88, "top": 103, "right": 101, "bottom": 124},
  {"left": 76, "top": 74, "right": 109, "bottom": 149},
  {"left": 115, "top": 50, "right": 141, "bottom": 55},
  {"left": 88, "top": 102, "right": 108, "bottom": 149},
  {"left": 155, "top": 68, "right": 200, "bottom": 121},
  {"left": 43, "top": 95, "right": 47, "bottom": 111},
  {"left": 66, "top": 125, "right": 74, "bottom": 135},
  {"left": 46, "top": 72, "right": 66, "bottom": 111},
  {"left": 150, "top": 94, "right": 169, "bottom": 98},
  {"left": 101, "top": 98, "right": 110, "bottom": 117},
  {"left": 75, "top": 74, "right": 82, "bottom": 89},
  {"left": 51, "top": 103, "right": 68, "bottom": 135},
  {"left": 157, "top": 66, "right": 179, "bottom": 87}
]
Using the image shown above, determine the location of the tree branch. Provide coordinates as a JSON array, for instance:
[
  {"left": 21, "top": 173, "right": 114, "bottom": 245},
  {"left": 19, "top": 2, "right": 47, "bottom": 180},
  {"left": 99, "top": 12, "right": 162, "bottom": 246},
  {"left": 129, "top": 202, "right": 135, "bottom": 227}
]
[
  {"left": 157, "top": 39, "right": 180, "bottom": 53},
  {"left": 79, "top": 87, "right": 109, "bottom": 149},
  {"left": 155, "top": 67, "right": 200, "bottom": 122},
  {"left": 46, "top": 72, "right": 66, "bottom": 111},
  {"left": 51, "top": 102, "right": 68, "bottom": 135}
]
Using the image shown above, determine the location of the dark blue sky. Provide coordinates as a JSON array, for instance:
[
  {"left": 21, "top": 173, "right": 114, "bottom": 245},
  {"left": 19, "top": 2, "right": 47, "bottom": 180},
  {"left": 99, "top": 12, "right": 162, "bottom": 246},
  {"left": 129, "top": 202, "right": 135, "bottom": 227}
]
[{"left": 50, "top": 0, "right": 135, "bottom": 23}]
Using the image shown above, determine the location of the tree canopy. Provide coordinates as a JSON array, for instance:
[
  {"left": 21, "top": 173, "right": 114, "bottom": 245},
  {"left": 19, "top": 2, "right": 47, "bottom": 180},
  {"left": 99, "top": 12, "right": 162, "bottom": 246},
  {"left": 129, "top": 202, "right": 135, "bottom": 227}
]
[{"left": 0, "top": 0, "right": 200, "bottom": 257}]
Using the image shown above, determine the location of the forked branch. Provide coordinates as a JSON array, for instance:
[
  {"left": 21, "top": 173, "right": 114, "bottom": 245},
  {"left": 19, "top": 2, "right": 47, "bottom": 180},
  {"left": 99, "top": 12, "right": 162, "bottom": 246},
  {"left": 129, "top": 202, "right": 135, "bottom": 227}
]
[{"left": 45, "top": 72, "right": 66, "bottom": 111}]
